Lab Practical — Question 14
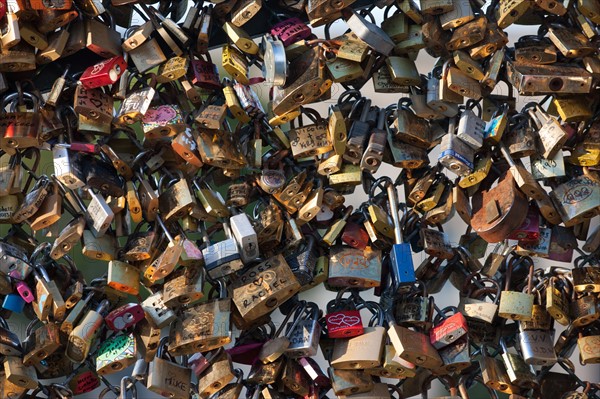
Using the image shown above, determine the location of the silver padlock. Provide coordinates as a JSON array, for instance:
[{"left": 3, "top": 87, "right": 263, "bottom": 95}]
[
  {"left": 457, "top": 106, "right": 485, "bottom": 150},
  {"left": 285, "top": 302, "right": 322, "bottom": 358},
  {"left": 201, "top": 223, "right": 244, "bottom": 279},
  {"left": 438, "top": 117, "right": 474, "bottom": 176},
  {"left": 230, "top": 211, "right": 259, "bottom": 264},
  {"left": 518, "top": 326, "right": 557, "bottom": 366}
]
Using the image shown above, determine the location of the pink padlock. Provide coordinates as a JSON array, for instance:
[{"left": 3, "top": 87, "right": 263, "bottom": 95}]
[
  {"left": 15, "top": 281, "right": 34, "bottom": 303},
  {"left": 188, "top": 352, "right": 210, "bottom": 377},
  {"left": 270, "top": 17, "right": 312, "bottom": 47},
  {"left": 508, "top": 204, "right": 540, "bottom": 243}
]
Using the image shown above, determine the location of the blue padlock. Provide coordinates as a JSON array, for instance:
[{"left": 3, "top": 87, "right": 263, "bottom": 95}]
[
  {"left": 2, "top": 293, "right": 25, "bottom": 313},
  {"left": 386, "top": 179, "right": 416, "bottom": 292}
]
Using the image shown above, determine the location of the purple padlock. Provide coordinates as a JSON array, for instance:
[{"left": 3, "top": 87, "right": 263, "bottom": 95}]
[
  {"left": 270, "top": 17, "right": 312, "bottom": 47},
  {"left": 226, "top": 341, "right": 265, "bottom": 365}
]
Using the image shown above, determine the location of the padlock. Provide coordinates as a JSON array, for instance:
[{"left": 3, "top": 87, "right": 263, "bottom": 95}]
[
  {"left": 0, "top": 92, "right": 41, "bottom": 154},
  {"left": 141, "top": 104, "right": 187, "bottom": 140},
  {"left": 141, "top": 292, "right": 177, "bottom": 330},
  {"left": 3, "top": 355, "right": 38, "bottom": 389},
  {"left": 331, "top": 301, "right": 386, "bottom": 369},
  {"left": 231, "top": 255, "right": 300, "bottom": 323},
  {"left": 288, "top": 107, "right": 332, "bottom": 159},
  {"left": 162, "top": 265, "right": 205, "bottom": 308},
  {"left": 105, "top": 303, "right": 145, "bottom": 332},
  {"left": 479, "top": 344, "right": 519, "bottom": 394},
  {"left": 65, "top": 299, "right": 110, "bottom": 363},
  {"left": 328, "top": 245, "right": 382, "bottom": 289},
  {"left": 439, "top": 117, "right": 475, "bottom": 177},
  {"left": 247, "top": 357, "right": 284, "bottom": 385},
  {"left": 500, "top": 337, "right": 538, "bottom": 390},
  {"left": 169, "top": 279, "right": 232, "bottom": 355},
  {"left": 457, "top": 105, "right": 485, "bottom": 150},
  {"left": 394, "top": 281, "right": 435, "bottom": 329},
  {"left": 328, "top": 367, "right": 374, "bottom": 396},
  {"left": 132, "top": 318, "right": 160, "bottom": 364},
  {"left": 471, "top": 171, "right": 529, "bottom": 243},
  {"left": 325, "top": 289, "right": 364, "bottom": 338},
  {"left": 549, "top": 173, "right": 600, "bottom": 227},
  {"left": 498, "top": 258, "right": 535, "bottom": 321},
  {"left": 285, "top": 234, "right": 319, "bottom": 285},
  {"left": 96, "top": 333, "right": 137, "bottom": 375},
  {"left": 387, "top": 315, "right": 443, "bottom": 370},
  {"left": 146, "top": 338, "right": 191, "bottom": 399},
  {"left": 507, "top": 60, "right": 593, "bottom": 96},
  {"left": 284, "top": 302, "right": 322, "bottom": 358},
  {"left": 458, "top": 276, "right": 501, "bottom": 326},
  {"left": 578, "top": 331, "right": 600, "bottom": 365},
  {"left": 518, "top": 325, "right": 557, "bottom": 366},
  {"left": 430, "top": 306, "right": 468, "bottom": 349},
  {"left": 570, "top": 291, "right": 600, "bottom": 328},
  {"left": 258, "top": 301, "right": 308, "bottom": 364},
  {"left": 201, "top": 223, "right": 244, "bottom": 279},
  {"left": 197, "top": 349, "right": 236, "bottom": 398}
]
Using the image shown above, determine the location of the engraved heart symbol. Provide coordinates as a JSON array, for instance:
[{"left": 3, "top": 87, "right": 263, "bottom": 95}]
[
  {"left": 327, "top": 313, "right": 346, "bottom": 326},
  {"left": 327, "top": 313, "right": 361, "bottom": 327},
  {"left": 341, "top": 316, "right": 360, "bottom": 326},
  {"left": 253, "top": 276, "right": 263, "bottom": 286}
]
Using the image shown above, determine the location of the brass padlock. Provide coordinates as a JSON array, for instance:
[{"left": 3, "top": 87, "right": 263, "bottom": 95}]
[
  {"left": 169, "top": 279, "right": 232, "bottom": 355},
  {"left": 196, "top": 349, "right": 236, "bottom": 398},
  {"left": 331, "top": 302, "right": 386, "bottom": 369},
  {"left": 498, "top": 258, "right": 535, "bottom": 321},
  {"left": 231, "top": 255, "right": 301, "bottom": 323},
  {"left": 146, "top": 339, "right": 192, "bottom": 399}
]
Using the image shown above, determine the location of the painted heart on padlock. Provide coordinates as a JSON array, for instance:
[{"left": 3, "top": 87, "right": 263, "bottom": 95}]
[
  {"left": 326, "top": 310, "right": 364, "bottom": 338},
  {"left": 142, "top": 105, "right": 177, "bottom": 125},
  {"left": 327, "top": 313, "right": 361, "bottom": 327}
]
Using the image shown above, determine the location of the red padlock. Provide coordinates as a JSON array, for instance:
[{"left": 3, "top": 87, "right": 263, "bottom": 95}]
[
  {"left": 105, "top": 303, "right": 145, "bottom": 331},
  {"left": 325, "top": 290, "right": 364, "bottom": 338},
  {"left": 508, "top": 204, "right": 540, "bottom": 243},
  {"left": 341, "top": 221, "right": 369, "bottom": 250},
  {"left": 0, "top": 0, "right": 6, "bottom": 20},
  {"left": 79, "top": 55, "right": 127, "bottom": 90},
  {"left": 270, "top": 17, "right": 312, "bottom": 47},
  {"left": 429, "top": 306, "right": 469, "bottom": 349}
]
